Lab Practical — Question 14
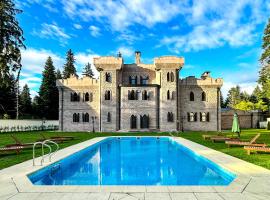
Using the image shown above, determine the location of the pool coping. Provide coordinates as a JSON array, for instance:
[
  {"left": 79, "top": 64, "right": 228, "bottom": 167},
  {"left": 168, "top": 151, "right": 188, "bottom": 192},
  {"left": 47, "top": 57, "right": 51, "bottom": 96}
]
[{"left": 1, "top": 136, "right": 270, "bottom": 195}]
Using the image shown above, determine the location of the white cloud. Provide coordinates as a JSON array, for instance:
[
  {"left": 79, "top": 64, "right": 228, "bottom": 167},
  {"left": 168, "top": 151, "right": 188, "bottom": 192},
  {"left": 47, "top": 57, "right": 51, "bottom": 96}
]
[
  {"left": 222, "top": 81, "right": 257, "bottom": 98},
  {"left": 116, "top": 46, "right": 134, "bottom": 58},
  {"left": 61, "top": 0, "right": 183, "bottom": 31},
  {"left": 75, "top": 52, "right": 100, "bottom": 78},
  {"left": 73, "top": 24, "right": 83, "bottom": 30},
  {"left": 89, "top": 25, "right": 101, "bottom": 37},
  {"left": 33, "top": 22, "right": 71, "bottom": 46}
]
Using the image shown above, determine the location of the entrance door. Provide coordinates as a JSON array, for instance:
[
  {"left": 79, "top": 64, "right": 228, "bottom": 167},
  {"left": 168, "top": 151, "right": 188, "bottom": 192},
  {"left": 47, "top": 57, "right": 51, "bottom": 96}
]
[
  {"left": 140, "top": 115, "right": 149, "bottom": 129},
  {"left": 130, "top": 115, "right": 137, "bottom": 129}
]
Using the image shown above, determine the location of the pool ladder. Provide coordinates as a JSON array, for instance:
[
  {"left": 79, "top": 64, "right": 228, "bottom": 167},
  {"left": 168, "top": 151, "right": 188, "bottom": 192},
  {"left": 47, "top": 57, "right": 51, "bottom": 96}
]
[{"left": 32, "top": 140, "right": 59, "bottom": 166}]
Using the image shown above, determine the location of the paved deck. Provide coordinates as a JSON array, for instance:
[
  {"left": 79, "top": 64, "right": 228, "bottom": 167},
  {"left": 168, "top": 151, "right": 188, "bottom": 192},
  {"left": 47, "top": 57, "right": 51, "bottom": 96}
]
[{"left": 1, "top": 136, "right": 270, "bottom": 200}]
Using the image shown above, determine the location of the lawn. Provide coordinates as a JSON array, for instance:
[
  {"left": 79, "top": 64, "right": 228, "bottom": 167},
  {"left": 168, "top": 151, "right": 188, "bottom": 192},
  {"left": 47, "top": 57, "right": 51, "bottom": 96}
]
[{"left": 0, "top": 129, "right": 269, "bottom": 170}]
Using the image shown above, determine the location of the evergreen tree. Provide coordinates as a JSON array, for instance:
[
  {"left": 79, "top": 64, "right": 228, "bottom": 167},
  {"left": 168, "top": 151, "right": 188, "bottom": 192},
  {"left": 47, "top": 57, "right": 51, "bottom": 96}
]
[
  {"left": 82, "top": 63, "right": 94, "bottom": 78},
  {"left": 0, "top": 0, "right": 25, "bottom": 118},
  {"left": 260, "top": 18, "right": 270, "bottom": 65},
  {"left": 220, "top": 92, "right": 226, "bottom": 108},
  {"left": 250, "top": 85, "right": 262, "bottom": 103},
  {"left": 240, "top": 91, "right": 250, "bottom": 101},
  {"left": 62, "top": 49, "right": 76, "bottom": 78},
  {"left": 56, "top": 69, "right": 62, "bottom": 79},
  {"left": 38, "top": 57, "right": 58, "bottom": 119},
  {"left": 227, "top": 85, "right": 241, "bottom": 108},
  {"left": 19, "top": 84, "right": 32, "bottom": 117}
]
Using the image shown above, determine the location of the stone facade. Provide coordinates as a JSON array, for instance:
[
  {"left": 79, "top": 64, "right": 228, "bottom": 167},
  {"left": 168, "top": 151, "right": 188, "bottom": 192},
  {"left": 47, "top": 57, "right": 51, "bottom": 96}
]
[{"left": 56, "top": 52, "right": 223, "bottom": 132}]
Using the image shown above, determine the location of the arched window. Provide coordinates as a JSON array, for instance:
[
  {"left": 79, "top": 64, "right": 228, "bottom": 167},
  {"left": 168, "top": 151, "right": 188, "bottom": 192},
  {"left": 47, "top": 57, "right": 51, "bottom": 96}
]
[
  {"left": 167, "top": 72, "right": 170, "bottom": 82},
  {"left": 107, "top": 112, "right": 111, "bottom": 122},
  {"left": 167, "top": 112, "right": 174, "bottom": 122},
  {"left": 83, "top": 113, "right": 89, "bottom": 122},
  {"left": 200, "top": 112, "right": 210, "bottom": 122},
  {"left": 84, "top": 92, "right": 89, "bottom": 102},
  {"left": 140, "top": 115, "right": 149, "bottom": 129},
  {"left": 142, "top": 90, "right": 148, "bottom": 100},
  {"left": 170, "top": 72, "right": 174, "bottom": 82},
  {"left": 105, "top": 72, "right": 112, "bottom": 82},
  {"left": 71, "top": 92, "right": 80, "bottom": 102},
  {"left": 167, "top": 90, "right": 170, "bottom": 100},
  {"left": 188, "top": 112, "right": 197, "bottom": 122},
  {"left": 105, "top": 91, "right": 111, "bottom": 100},
  {"left": 129, "top": 76, "right": 137, "bottom": 85},
  {"left": 73, "top": 113, "right": 80, "bottom": 122},
  {"left": 130, "top": 115, "right": 137, "bottom": 129},
  {"left": 140, "top": 76, "right": 149, "bottom": 85},
  {"left": 190, "top": 92, "right": 194, "bottom": 101},
  {"left": 128, "top": 90, "right": 137, "bottom": 100},
  {"left": 202, "top": 92, "right": 206, "bottom": 101}
]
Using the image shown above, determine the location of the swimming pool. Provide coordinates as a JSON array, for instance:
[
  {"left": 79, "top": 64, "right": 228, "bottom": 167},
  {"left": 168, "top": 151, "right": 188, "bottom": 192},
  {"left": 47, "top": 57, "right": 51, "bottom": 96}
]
[{"left": 28, "top": 137, "right": 236, "bottom": 185}]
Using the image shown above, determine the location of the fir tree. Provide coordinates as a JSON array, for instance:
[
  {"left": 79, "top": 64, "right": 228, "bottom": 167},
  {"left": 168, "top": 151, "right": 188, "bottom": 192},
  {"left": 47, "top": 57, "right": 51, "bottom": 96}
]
[
  {"left": 0, "top": 0, "right": 25, "bottom": 118},
  {"left": 19, "top": 84, "right": 32, "bottom": 117},
  {"left": 82, "top": 63, "right": 94, "bottom": 78},
  {"left": 227, "top": 85, "right": 241, "bottom": 108},
  {"left": 62, "top": 49, "right": 77, "bottom": 78},
  {"left": 220, "top": 92, "right": 226, "bottom": 108},
  {"left": 249, "top": 85, "right": 262, "bottom": 103},
  {"left": 260, "top": 18, "right": 270, "bottom": 65},
  {"left": 38, "top": 57, "right": 58, "bottom": 119},
  {"left": 56, "top": 69, "right": 62, "bottom": 79}
]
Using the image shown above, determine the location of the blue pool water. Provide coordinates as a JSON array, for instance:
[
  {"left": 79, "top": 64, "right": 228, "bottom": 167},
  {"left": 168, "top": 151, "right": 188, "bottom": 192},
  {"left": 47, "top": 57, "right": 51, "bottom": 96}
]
[{"left": 28, "top": 137, "right": 236, "bottom": 185}]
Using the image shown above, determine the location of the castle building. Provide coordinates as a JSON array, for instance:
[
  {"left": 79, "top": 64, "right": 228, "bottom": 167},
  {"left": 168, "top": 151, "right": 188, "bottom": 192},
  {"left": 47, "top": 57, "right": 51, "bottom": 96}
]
[{"left": 56, "top": 52, "right": 223, "bottom": 132}]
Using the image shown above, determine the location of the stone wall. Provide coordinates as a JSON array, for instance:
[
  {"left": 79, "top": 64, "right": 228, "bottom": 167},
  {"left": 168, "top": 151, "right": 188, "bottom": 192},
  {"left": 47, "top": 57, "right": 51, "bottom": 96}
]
[{"left": 221, "top": 109, "right": 263, "bottom": 130}]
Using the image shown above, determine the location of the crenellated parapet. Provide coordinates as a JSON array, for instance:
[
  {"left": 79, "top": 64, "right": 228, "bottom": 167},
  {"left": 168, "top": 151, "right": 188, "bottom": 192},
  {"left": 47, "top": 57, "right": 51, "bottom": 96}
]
[
  {"left": 56, "top": 74, "right": 99, "bottom": 88},
  {"left": 154, "top": 56, "right": 184, "bottom": 70},
  {"left": 180, "top": 73, "right": 223, "bottom": 87},
  {"left": 94, "top": 56, "right": 123, "bottom": 71}
]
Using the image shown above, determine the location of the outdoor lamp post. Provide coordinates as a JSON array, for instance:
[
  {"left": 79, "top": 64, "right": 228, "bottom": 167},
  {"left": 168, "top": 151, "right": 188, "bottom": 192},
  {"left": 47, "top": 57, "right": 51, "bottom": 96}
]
[
  {"left": 92, "top": 116, "right": 97, "bottom": 133},
  {"left": 180, "top": 116, "right": 186, "bottom": 132}
]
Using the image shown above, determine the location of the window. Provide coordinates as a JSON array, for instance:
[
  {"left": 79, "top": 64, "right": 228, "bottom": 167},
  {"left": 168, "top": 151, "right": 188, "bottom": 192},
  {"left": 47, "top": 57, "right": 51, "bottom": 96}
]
[
  {"left": 70, "top": 92, "right": 80, "bottom": 102},
  {"left": 167, "top": 90, "right": 170, "bottom": 100},
  {"left": 73, "top": 113, "right": 80, "bottom": 122},
  {"left": 140, "top": 115, "right": 149, "bottom": 129},
  {"left": 130, "top": 115, "right": 137, "bottom": 129},
  {"left": 190, "top": 92, "right": 194, "bottom": 101},
  {"left": 167, "top": 72, "right": 170, "bottom": 82},
  {"left": 107, "top": 112, "right": 111, "bottom": 122},
  {"left": 105, "top": 91, "right": 111, "bottom": 100},
  {"left": 140, "top": 76, "right": 149, "bottom": 85},
  {"left": 187, "top": 112, "right": 197, "bottom": 122},
  {"left": 128, "top": 90, "right": 138, "bottom": 100},
  {"left": 167, "top": 112, "right": 174, "bottom": 122},
  {"left": 129, "top": 76, "right": 137, "bottom": 85},
  {"left": 84, "top": 92, "right": 89, "bottom": 102},
  {"left": 170, "top": 72, "right": 174, "bottom": 82},
  {"left": 200, "top": 112, "right": 210, "bottom": 122},
  {"left": 202, "top": 92, "right": 206, "bottom": 101},
  {"left": 105, "top": 72, "right": 112, "bottom": 82},
  {"left": 82, "top": 113, "right": 89, "bottom": 122},
  {"left": 142, "top": 90, "right": 148, "bottom": 100}
]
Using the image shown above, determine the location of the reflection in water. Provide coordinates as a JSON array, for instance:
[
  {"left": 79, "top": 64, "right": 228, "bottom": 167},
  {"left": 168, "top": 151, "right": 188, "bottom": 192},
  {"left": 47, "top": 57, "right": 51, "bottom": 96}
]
[{"left": 30, "top": 137, "right": 234, "bottom": 185}]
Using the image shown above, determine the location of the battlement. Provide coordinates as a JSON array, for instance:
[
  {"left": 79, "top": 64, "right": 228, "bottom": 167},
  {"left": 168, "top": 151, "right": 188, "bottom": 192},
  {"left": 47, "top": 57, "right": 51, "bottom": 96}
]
[
  {"left": 154, "top": 56, "right": 184, "bottom": 70},
  {"left": 180, "top": 75, "right": 223, "bottom": 87},
  {"left": 56, "top": 74, "right": 99, "bottom": 87},
  {"left": 94, "top": 56, "right": 123, "bottom": 71}
]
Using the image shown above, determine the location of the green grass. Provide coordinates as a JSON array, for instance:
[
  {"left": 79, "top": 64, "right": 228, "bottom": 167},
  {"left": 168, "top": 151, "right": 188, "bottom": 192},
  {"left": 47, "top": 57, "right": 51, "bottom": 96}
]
[
  {"left": 0, "top": 129, "right": 270, "bottom": 170},
  {"left": 179, "top": 129, "right": 270, "bottom": 170}
]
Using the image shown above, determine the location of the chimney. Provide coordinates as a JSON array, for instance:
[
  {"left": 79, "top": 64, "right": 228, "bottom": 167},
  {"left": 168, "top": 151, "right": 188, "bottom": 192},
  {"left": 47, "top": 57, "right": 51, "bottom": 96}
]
[{"left": 135, "top": 51, "right": 141, "bottom": 64}]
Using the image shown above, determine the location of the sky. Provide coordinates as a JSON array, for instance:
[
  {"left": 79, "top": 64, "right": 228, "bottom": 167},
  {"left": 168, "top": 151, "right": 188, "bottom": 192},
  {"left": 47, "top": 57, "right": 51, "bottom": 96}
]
[{"left": 15, "top": 0, "right": 270, "bottom": 98}]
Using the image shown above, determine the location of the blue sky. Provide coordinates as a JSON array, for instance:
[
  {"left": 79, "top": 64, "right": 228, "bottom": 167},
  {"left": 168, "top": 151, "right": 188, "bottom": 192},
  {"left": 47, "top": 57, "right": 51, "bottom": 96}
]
[{"left": 15, "top": 0, "right": 270, "bottom": 97}]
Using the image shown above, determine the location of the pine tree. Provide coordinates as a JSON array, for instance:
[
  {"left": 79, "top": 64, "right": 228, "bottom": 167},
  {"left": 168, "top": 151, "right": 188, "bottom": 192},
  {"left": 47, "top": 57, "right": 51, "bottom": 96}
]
[
  {"left": 82, "top": 63, "right": 94, "bottom": 78},
  {"left": 220, "top": 92, "right": 226, "bottom": 108},
  {"left": 0, "top": 0, "right": 25, "bottom": 118},
  {"left": 56, "top": 69, "right": 62, "bottom": 79},
  {"left": 260, "top": 18, "right": 270, "bottom": 65},
  {"left": 19, "top": 84, "right": 32, "bottom": 117},
  {"left": 62, "top": 49, "right": 77, "bottom": 78},
  {"left": 227, "top": 85, "right": 241, "bottom": 108},
  {"left": 249, "top": 85, "right": 262, "bottom": 103},
  {"left": 38, "top": 57, "right": 58, "bottom": 119}
]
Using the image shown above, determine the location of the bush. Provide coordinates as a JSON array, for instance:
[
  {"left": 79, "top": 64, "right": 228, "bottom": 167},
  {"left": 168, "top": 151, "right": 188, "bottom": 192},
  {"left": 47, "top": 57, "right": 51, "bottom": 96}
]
[{"left": 267, "top": 121, "right": 270, "bottom": 130}]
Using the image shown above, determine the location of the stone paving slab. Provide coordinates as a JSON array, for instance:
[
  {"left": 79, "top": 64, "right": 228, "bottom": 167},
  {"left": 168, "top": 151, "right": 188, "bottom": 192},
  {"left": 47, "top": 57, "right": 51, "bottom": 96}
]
[{"left": 1, "top": 136, "right": 270, "bottom": 199}]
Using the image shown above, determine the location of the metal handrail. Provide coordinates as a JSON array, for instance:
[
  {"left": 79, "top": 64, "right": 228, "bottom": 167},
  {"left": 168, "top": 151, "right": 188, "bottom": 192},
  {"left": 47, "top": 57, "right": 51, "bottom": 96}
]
[
  {"left": 32, "top": 139, "right": 59, "bottom": 166},
  {"left": 42, "top": 140, "right": 59, "bottom": 162},
  {"left": 32, "top": 142, "right": 51, "bottom": 166}
]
